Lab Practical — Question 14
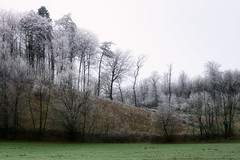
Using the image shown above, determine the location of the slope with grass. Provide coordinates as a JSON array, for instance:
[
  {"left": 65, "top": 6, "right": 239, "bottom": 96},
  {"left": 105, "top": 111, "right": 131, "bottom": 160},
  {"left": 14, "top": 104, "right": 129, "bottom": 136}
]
[
  {"left": 92, "top": 98, "right": 154, "bottom": 135},
  {"left": 4, "top": 93, "right": 156, "bottom": 141}
]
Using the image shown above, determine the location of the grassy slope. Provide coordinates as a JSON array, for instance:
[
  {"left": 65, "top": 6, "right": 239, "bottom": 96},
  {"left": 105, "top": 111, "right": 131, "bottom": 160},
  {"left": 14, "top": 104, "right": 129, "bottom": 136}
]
[
  {"left": 92, "top": 98, "right": 154, "bottom": 135},
  {"left": 19, "top": 95, "right": 155, "bottom": 137},
  {"left": 1, "top": 141, "right": 240, "bottom": 160}
]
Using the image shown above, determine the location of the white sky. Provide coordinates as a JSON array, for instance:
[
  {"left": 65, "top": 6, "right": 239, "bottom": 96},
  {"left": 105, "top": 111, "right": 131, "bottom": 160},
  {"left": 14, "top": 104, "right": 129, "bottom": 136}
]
[{"left": 1, "top": 0, "right": 240, "bottom": 79}]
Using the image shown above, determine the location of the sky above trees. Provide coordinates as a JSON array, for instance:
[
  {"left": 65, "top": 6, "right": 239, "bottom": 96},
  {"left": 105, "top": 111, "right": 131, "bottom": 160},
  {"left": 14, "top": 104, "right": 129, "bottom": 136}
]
[{"left": 2, "top": 0, "right": 240, "bottom": 79}]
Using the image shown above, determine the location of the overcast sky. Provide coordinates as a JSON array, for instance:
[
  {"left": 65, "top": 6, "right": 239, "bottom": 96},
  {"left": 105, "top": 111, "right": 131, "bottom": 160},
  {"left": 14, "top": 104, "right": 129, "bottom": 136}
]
[{"left": 2, "top": 0, "right": 240, "bottom": 79}]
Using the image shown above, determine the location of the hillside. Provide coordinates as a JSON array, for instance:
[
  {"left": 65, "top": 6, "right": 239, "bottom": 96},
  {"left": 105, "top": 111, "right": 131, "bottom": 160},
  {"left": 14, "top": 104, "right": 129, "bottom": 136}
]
[
  {"left": 0, "top": 86, "right": 155, "bottom": 142},
  {"left": 92, "top": 98, "right": 154, "bottom": 135},
  {"left": 48, "top": 96, "right": 156, "bottom": 141}
]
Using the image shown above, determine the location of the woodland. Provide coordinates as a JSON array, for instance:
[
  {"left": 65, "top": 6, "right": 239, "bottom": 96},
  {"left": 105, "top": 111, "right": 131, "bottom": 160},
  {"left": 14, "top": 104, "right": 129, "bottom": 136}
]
[{"left": 0, "top": 6, "right": 240, "bottom": 142}]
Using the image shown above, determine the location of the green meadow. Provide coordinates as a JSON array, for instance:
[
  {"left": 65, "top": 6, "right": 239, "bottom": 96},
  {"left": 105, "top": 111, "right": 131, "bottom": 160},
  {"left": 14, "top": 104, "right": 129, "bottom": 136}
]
[{"left": 0, "top": 142, "right": 240, "bottom": 160}]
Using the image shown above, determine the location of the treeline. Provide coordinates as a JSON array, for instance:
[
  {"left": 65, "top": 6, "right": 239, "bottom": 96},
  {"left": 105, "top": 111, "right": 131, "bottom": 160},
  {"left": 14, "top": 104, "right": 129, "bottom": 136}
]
[
  {"left": 0, "top": 7, "right": 147, "bottom": 141},
  {"left": 151, "top": 63, "right": 240, "bottom": 141},
  {"left": 0, "top": 7, "right": 240, "bottom": 141}
]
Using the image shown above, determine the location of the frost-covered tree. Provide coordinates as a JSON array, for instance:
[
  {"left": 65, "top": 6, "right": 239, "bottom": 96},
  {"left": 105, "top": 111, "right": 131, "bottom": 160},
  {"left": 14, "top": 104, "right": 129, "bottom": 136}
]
[
  {"left": 175, "top": 71, "right": 191, "bottom": 99},
  {"left": 188, "top": 76, "right": 206, "bottom": 138},
  {"left": 148, "top": 71, "right": 160, "bottom": 108},
  {"left": 132, "top": 55, "right": 146, "bottom": 107},
  {"left": 0, "top": 10, "right": 21, "bottom": 59},
  {"left": 74, "top": 29, "right": 99, "bottom": 92},
  {"left": 97, "top": 42, "right": 114, "bottom": 96},
  {"left": 155, "top": 65, "right": 182, "bottom": 141},
  {"left": 54, "top": 14, "right": 77, "bottom": 69},
  {"left": 138, "top": 78, "right": 151, "bottom": 107},
  {"left": 102, "top": 50, "right": 132, "bottom": 100},
  {"left": 219, "top": 70, "right": 240, "bottom": 137},
  {"left": 20, "top": 10, "right": 52, "bottom": 73},
  {"left": 204, "top": 61, "right": 222, "bottom": 135},
  {"left": 37, "top": 6, "right": 51, "bottom": 20}
]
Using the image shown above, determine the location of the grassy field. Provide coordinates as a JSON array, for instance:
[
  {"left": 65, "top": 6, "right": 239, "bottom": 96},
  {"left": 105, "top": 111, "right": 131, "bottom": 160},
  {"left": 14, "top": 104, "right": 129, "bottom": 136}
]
[{"left": 0, "top": 142, "right": 240, "bottom": 160}]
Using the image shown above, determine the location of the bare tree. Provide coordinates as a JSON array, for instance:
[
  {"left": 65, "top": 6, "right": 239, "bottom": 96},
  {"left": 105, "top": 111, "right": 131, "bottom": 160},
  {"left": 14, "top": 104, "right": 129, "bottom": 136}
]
[
  {"left": 189, "top": 77, "right": 205, "bottom": 138},
  {"left": 175, "top": 71, "right": 191, "bottom": 99},
  {"left": 167, "top": 64, "right": 173, "bottom": 107},
  {"left": 75, "top": 29, "right": 99, "bottom": 92},
  {"left": 155, "top": 65, "right": 181, "bottom": 141},
  {"left": 132, "top": 55, "right": 146, "bottom": 106},
  {"left": 57, "top": 75, "right": 93, "bottom": 140},
  {"left": 204, "top": 61, "right": 222, "bottom": 136},
  {"left": 10, "top": 57, "right": 29, "bottom": 130},
  {"left": 97, "top": 42, "right": 114, "bottom": 96},
  {"left": 103, "top": 50, "right": 132, "bottom": 100},
  {"left": 220, "top": 70, "right": 240, "bottom": 138},
  {"left": 26, "top": 69, "right": 52, "bottom": 139},
  {"left": 117, "top": 78, "right": 124, "bottom": 103},
  {"left": 0, "top": 58, "right": 12, "bottom": 136},
  {"left": 155, "top": 105, "right": 181, "bottom": 141},
  {"left": 149, "top": 71, "right": 160, "bottom": 108}
]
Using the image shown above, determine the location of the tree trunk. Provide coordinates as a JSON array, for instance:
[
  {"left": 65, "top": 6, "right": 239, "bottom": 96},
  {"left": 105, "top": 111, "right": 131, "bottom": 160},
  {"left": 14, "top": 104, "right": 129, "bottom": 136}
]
[
  {"left": 109, "top": 74, "right": 114, "bottom": 100},
  {"left": 13, "top": 88, "right": 21, "bottom": 129},
  {"left": 39, "top": 84, "right": 43, "bottom": 137},
  {"left": 118, "top": 81, "right": 124, "bottom": 103},
  {"left": 97, "top": 53, "right": 104, "bottom": 96}
]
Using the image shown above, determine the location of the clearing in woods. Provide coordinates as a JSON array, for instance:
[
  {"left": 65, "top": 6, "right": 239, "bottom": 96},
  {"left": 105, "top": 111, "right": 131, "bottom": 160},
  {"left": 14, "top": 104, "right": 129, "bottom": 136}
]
[{"left": 0, "top": 142, "right": 240, "bottom": 159}]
